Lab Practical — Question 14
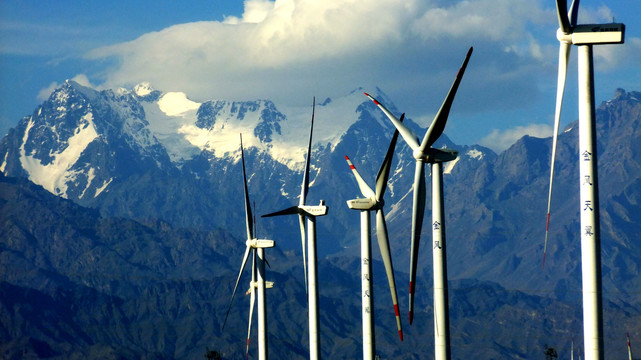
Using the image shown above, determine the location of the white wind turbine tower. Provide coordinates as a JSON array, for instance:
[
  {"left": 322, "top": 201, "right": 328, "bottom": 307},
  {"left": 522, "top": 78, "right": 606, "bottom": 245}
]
[
  {"left": 544, "top": 1, "right": 624, "bottom": 359},
  {"left": 366, "top": 46, "right": 473, "bottom": 360},
  {"left": 244, "top": 252, "right": 274, "bottom": 358},
  {"left": 262, "top": 98, "right": 328, "bottom": 360},
  {"left": 223, "top": 134, "right": 275, "bottom": 360},
  {"left": 345, "top": 122, "right": 404, "bottom": 360}
]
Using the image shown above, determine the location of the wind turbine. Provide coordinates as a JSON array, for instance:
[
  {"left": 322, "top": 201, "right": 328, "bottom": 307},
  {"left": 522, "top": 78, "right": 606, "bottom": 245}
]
[
  {"left": 545, "top": 1, "right": 624, "bottom": 359},
  {"left": 345, "top": 120, "right": 403, "bottom": 359},
  {"left": 262, "top": 98, "right": 328, "bottom": 360},
  {"left": 628, "top": 333, "right": 633, "bottom": 360},
  {"left": 223, "top": 134, "right": 275, "bottom": 360},
  {"left": 365, "top": 46, "right": 472, "bottom": 360},
  {"left": 365, "top": 47, "right": 472, "bottom": 328}
]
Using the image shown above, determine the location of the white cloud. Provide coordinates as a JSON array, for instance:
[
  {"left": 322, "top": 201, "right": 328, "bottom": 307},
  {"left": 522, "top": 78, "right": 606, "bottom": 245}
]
[
  {"left": 70, "top": 74, "right": 95, "bottom": 88},
  {"left": 37, "top": 74, "right": 96, "bottom": 101},
  {"left": 224, "top": 0, "right": 274, "bottom": 24},
  {"left": 72, "top": 0, "right": 638, "bottom": 148},
  {"left": 84, "top": 0, "right": 550, "bottom": 107},
  {"left": 37, "top": 82, "right": 60, "bottom": 101},
  {"left": 479, "top": 123, "right": 553, "bottom": 153},
  {"left": 411, "top": 0, "right": 549, "bottom": 42},
  {"left": 88, "top": 0, "right": 410, "bottom": 73},
  {"left": 593, "top": 36, "right": 641, "bottom": 71}
]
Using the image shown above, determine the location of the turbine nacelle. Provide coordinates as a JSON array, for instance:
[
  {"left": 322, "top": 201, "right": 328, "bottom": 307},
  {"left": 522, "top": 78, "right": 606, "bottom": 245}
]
[
  {"left": 557, "top": 23, "right": 625, "bottom": 45},
  {"left": 429, "top": 148, "right": 458, "bottom": 163},
  {"left": 263, "top": 201, "right": 329, "bottom": 218},
  {"left": 300, "top": 201, "right": 328, "bottom": 216},
  {"left": 572, "top": 23, "right": 625, "bottom": 45},
  {"left": 246, "top": 239, "right": 275, "bottom": 249},
  {"left": 413, "top": 148, "right": 459, "bottom": 163},
  {"left": 346, "top": 197, "right": 383, "bottom": 211}
]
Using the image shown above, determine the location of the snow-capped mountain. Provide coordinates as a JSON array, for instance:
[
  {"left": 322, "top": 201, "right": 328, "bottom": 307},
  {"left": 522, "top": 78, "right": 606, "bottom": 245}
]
[
  {"left": 1, "top": 81, "right": 640, "bottom": 358},
  {"left": 0, "top": 81, "right": 172, "bottom": 200},
  {"left": 1, "top": 80, "right": 424, "bottom": 196},
  {"left": 1, "top": 82, "right": 639, "bottom": 306}
]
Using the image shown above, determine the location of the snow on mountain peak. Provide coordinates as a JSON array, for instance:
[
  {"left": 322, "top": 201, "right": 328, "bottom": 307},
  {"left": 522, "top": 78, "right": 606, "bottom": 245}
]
[
  {"left": 145, "top": 89, "right": 368, "bottom": 169},
  {"left": 134, "top": 82, "right": 154, "bottom": 97},
  {"left": 22, "top": 82, "right": 394, "bottom": 171},
  {"left": 466, "top": 148, "right": 484, "bottom": 160},
  {"left": 62, "top": 80, "right": 98, "bottom": 101},
  {"left": 443, "top": 156, "right": 460, "bottom": 174},
  {"left": 19, "top": 112, "right": 99, "bottom": 198},
  {"left": 157, "top": 92, "right": 201, "bottom": 117}
]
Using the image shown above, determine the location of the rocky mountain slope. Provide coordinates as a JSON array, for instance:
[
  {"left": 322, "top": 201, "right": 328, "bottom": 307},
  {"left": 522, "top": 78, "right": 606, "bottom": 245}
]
[{"left": 1, "top": 173, "right": 639, "bottom": 359}]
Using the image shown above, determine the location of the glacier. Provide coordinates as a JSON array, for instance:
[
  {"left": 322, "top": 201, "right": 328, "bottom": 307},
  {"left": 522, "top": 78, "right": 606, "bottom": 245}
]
[
  {"left": 19, "top": 113, "right": 99, "bottom": 198},
  {"left": 134, "top": 84, "right": 375, "bottom": 170}
]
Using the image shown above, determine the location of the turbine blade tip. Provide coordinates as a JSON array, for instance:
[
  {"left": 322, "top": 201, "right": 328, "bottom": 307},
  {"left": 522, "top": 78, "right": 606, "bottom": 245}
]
[
  {"left": 399, "top": 330, "right": 404, "bottom": 342},
  {"left": 364, "top": 92, "right": 379, "bottom": 104}
]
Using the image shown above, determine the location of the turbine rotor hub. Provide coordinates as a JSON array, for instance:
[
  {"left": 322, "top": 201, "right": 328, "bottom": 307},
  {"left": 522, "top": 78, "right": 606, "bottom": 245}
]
[
  {"left": 557, "top": 28, "right": 572, "bottom": 43},
  {"left": 412, "top": 148, "right": 426, "bottom": 161}
]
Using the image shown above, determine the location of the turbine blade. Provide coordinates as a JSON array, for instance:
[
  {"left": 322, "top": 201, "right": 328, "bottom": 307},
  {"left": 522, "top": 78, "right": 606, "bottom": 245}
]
[
  {"left": 376, "top": 208, "right": 403, "bottom": 341},
  {"left": 261, "top": 206, "right": 302, "bottom": 217},
  {"left": 345, "top": 155, "right": 376, "bottom": 198},
  {"left": 240, "top": 134, "right": 254, "bottom": 240},
  {"left": 420, "top": 47, "right": 473, "bottom": 152},
  {"left": 409, "top": 160, "right": 426, "bottom": 325},
  {"left": 246, "top": 253, "right": 257, "bottom": 358},
  {"left": 365, "top": 92, "right": 420, "bottom": 150},
  {"left": 544, "top": 41, "right": 571, "bottom": 268},
  {"left": 246, "top": 291, "right": 255, "bottom": 358},
  {"left": 556, "top": 0, "right": 571, "bottom": 33},
  {"left": 301, "top": 97, "right": 315, "bottom": 206},
  {"left": 569, "top": 0, "right": 579, "bottom": 27},
  {"left": 299, "top": 214, "right": 308, "bottom": 296},
  {"left": 375, "top": 115, "right": 403, "bottom": 201},
  {"left": 223, "top": 245, "right": 252, "bottom": 330}
]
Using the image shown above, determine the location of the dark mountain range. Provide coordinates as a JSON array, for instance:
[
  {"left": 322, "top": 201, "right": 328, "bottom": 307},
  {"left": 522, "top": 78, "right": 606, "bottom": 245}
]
[
  {"left": 1, "top": 82, "right": 640, "bottom": 358},
  {"left": 2, "top": 174, "right": 639, "bottom": 359}
]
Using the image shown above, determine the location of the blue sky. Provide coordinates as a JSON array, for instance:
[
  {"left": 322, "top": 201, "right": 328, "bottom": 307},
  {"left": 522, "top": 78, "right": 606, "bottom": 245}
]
[{"left": 1, "top": 0, "right": 640, "bottom": 152}]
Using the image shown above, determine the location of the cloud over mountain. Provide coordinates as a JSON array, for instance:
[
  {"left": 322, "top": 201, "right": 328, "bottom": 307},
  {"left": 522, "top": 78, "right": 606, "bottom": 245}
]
[
  {"left": 480, "top": 123, "right": 553, "bottom": 152},
  {"left": 83, "top": 0, "right": 577, "bottom": 130}
]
